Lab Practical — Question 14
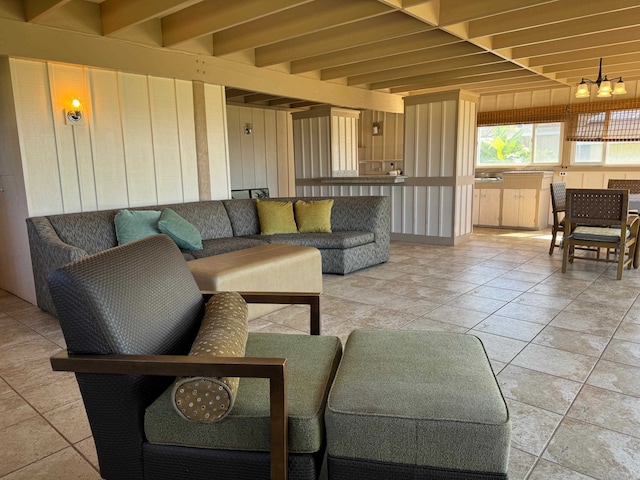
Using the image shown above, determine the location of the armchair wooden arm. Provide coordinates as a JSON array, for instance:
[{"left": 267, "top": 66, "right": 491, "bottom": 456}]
[
  {"left": 50, "top": 352, "right": 289, "bottom": 480},
  {"left": 202, "top": 291, "right": 322, "bottom": 336}
]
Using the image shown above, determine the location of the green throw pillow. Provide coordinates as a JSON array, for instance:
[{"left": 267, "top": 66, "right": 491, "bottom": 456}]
[
  {"left": 158, "top": 208, "right": 203, "bottom": 250},
  {"left": 256, "top": 199, "right": 298, "bottom": 235},
  {"left": 114, "top": 209, "right": 161, "bottom": 245},
  {"left": 294, "top": 199, "right": 334, "bottom": 233}
]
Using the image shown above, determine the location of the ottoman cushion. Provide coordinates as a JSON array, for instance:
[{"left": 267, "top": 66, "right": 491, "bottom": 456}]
[{"left": 325, "top": 329, "right": 510, "bottom": 475}]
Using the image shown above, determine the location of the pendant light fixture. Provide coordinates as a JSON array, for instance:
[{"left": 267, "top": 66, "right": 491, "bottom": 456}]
[{"left": 575, "top": 58, "right": 626, "bottom": 98}]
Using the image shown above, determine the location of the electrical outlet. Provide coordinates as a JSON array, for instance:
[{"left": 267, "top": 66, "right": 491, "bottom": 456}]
[{"left": 559, "top": 171, "right": 567, "bottom": 176}]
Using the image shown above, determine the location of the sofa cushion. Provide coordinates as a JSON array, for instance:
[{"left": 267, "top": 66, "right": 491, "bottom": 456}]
[
  {"left": 295, "top": 199, "right": 333, "bottom": 233},
  {"left": 114, "top": 209, "right": 161, "bottom": 245},
  {"left": 145, "top": 332, "right": 343, "bottom": 453},
  {"left": 188, "top": 237, "right": 268, "bottom": 259},
  {"left": 246, "top": 231, "right": 374, "bottom": 249},
  {"left": 158, "top": 208, "right": 203, "bottom": 250},
  {"left": 172, "top": 292, "right": 248, "bottom": 423},
  {"left": 47, "top": 210, "right": 119, "bottom": 254},
  {"left": 166, "top": 201, "right": 234, "bottom": 240},
  {"left": 256, "top": 199, "right": 298, "bottom": 235},
  {"left": 223, "top": 199, "right": 260, "bottom": 237}
]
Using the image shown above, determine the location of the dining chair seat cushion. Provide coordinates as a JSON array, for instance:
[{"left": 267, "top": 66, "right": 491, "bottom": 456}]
[
  {"left": 571, "top": 226, "right": 628, "bottom": 243},
  {"left": 145, "top": 332, "right": 342, "bottom": 454}
]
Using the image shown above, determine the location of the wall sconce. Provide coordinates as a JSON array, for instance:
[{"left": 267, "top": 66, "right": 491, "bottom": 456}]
[
  {"left": 65, "top": 98, "right": 84, "bottom": 125},
  {"left": 244, "top": 123, "right": 253, "bottom": 135},
  {"left": 372, "top": 122, "right": 382, "bottom": 136}
]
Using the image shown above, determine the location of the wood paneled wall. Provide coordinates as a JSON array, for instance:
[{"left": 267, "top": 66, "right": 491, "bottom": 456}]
[
  {"left": 1, "top": 58, "right": 231, "bottom": 303},
  {"left": 9, "top": 58, "right": 208, "bottom": 215},
  {"left": 358, "top": 110, "right": 404, "bottom": 175},
  {"left": 226, "top": 104, "right": 295, "bottom": 197},
  {"left": 293, "top": 108, "right": 359, "bottom": 179}
]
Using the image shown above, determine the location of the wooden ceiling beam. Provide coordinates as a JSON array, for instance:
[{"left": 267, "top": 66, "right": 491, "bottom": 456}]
[
  {"left": 100, "top": 0, "right": 202, "bottom": 36},
  {"left": 468, "top": 0, "right": 639, "bottom": 38},
  {"left": 225, "top": 88, "right": 254, "bottom": 98},
  {"left": 256, "top": 11, "right": 432, "bottom": 67},
  {"left": 511, "top": 25, "right": 640, "bottom": 59},
  {"left": 542, "top": 53, "right": 640, "bottom": 76},
  {"left": 322, "top": 41, "right": 484, "bottom": 80},
  {"left": 389, "top": 70, "right": 540, "bottom": 93},
  {"left": 24, "top": 0, "right": 71, "bottom": 22},
  {"left": 161, "top": 0, "right": 312, "bottom": 47},
  {"left": 492, "top": 8, "right": 640, "bottom": 50},
  {"left": 347, "top": 52, "right": 504, "bottom": 86},
  {"left": 373, "top": 61, "right": 522, "bottom": 90},
  {"left": 291, "top": 30, "right": 461, "bottom": 74},
  {"left": 438, "top": 0, "right": 557, "bottom": 26},
  {"left": 528, "top": 41, "right": 640, "bottom": 68},
  {"left": 213, "top": 0, "right": 392, "bottom": 56}
]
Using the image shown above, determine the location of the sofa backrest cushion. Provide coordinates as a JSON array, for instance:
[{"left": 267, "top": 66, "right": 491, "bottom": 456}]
[
  {"left": 223, "top": 199, "right": 260, "bottom": 236},
  {"left": 162, "top": 201, "right": 233, "bottom": 240},
  {"left": 48, "top": 210, "right": 119, "bottom": 254}
]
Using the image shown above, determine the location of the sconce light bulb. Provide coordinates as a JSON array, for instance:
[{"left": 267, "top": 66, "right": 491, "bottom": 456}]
[{"left": 71, "top": 98, "right": 82, "bottom": 110}]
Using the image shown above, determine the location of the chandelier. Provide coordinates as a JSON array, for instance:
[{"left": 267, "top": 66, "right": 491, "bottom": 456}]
[{"left": 575, "top": 58, "right": 626, "bottom": 98}]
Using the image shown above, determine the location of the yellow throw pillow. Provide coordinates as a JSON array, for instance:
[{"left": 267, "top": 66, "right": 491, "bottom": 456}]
[
  {"left": 294, "top": 199, "right": 334, "bottom": 233},
  {"left": 256, "top": 199, "right": 298, "bottom": 235}
]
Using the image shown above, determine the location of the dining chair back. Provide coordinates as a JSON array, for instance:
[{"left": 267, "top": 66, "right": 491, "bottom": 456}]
[
  {"left": 562, "top": 189, "right": 639, "bottom": 280},
  {"left": 607, "top": 179, "right": 640, "bottom": 194},
  {"left": 549, "top": 182, "right": 566, "bottom": 254}
]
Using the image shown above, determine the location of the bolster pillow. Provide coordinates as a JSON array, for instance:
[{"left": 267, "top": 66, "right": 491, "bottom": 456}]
[{"left": 172, "top": 291, "right": 249, "bottom": 422}]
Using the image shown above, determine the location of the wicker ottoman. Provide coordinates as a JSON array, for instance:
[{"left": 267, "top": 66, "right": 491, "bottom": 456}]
[
  {"left": 325, "top": 329, "right": 511, "bottom": 480},
  {"left": 187, "top": 244, "right": 322, "bottom": 320}
]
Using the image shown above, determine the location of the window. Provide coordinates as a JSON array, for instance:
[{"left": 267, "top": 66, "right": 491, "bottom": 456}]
[
  {"left": 573, "top": 141, "right": 640, "bottom": 165},
  {"left": 476, "top": 122, "right": 562, "bottom": 166}
]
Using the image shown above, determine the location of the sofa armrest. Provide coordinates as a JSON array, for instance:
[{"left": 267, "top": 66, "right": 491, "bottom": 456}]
[
  {"left": 26, "top": 217, "right": 89, "bottom": 314},
  {"left": 202, "top": 291, "right": 321, "bottom": 336},
  {"left": 51, "top": 351, "right": 289, "bottom": 480}
]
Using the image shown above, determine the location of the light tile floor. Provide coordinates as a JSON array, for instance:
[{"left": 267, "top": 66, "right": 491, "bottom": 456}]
[{"left": 2, "top": 228, "right": 640, "bottom": 479}]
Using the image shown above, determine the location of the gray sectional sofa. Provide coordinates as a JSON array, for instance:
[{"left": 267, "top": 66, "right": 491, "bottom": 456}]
[{"left": 27, "top": 196, "right": 390, "bottom": 314}]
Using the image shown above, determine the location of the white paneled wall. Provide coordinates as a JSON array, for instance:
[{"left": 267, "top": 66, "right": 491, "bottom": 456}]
[
  {"left": 10, "top": 58, "right": 203, "bottom": 215},
  {"left": 2, "top": 58, "right": 231, "bottom": 304},
  {"left": 226, "top": 104, "right": 294, "bottom": 197},
  {"left": 293, "top": 108, "right": 359, "bottom": 179}
]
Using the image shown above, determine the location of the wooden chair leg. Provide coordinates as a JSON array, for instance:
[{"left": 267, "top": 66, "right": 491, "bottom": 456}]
[{"left": 549, "top": 228, "right": 557, "bottom": 255}]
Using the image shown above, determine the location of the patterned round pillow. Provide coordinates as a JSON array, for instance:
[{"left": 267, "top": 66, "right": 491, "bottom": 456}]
[{"left": 171, "top": 291, "right": 248, "bottom": 422}]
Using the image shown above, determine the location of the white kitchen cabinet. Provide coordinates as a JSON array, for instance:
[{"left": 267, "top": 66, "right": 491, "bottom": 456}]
[
  {"left": 502, "top": 189, "right": 537, "bottom": 228},
  {"left": 473, "top": 188, "right": 501, "bottom": 226}
]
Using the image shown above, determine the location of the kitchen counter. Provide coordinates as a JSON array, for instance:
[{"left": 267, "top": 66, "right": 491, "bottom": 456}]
[{"left": 319, "top": 175, "right": 407, "bottom": 185}]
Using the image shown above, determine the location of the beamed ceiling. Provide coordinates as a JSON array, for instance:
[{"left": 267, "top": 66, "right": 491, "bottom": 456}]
[{"left": 12, "top": 0, "right": 640, "bottom": 109}]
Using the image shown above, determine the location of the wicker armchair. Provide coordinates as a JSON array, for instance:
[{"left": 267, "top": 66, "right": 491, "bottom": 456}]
[
  {"left": 48, "top": 234, "right": 342, "bottom": 480},
  {"left": 562, "top": 189, "right": 639, "bottom": 280},
  {"left": 549, "top": 182, "right": 566, "bottom": 254}
]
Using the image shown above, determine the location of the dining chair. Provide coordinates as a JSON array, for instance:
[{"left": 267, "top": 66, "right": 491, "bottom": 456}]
[
  {"left": 549, "top": 182, "right": 566, "bottom": 254},
  {"left": 607, "top": 179, "right": 640, "bottom": 194},
  {"left": 562, "top": 189, "right": 639, "bottom": 280}
]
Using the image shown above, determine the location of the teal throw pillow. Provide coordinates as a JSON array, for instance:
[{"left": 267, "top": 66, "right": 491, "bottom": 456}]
[
  {"left": 158, "top": 208, "right": 203, "bottom": 250},
  {"left": 114, "top": 209, "right": 161, "bottom": 245}
]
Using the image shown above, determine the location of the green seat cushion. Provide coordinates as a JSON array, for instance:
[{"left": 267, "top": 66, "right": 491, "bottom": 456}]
[
  {"left": 325, "top": 329, "right": 510, "bottom": 474},
  {"left": 571, "top": 226, "right": 627, "bottom": 243},
  {"left": 145, "top": 333, "right": 342, "bottom": 453}
]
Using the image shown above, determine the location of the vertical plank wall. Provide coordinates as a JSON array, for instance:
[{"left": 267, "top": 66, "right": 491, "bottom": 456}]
[
  {"left": 3, "top": 58, "right": 230, "bottom": 303},
  {"left": 10, "top": 58, "right": 207, "bottom": 216},
  {"left": 226, "top": 104, "right": 295, "bottom": 197}
]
